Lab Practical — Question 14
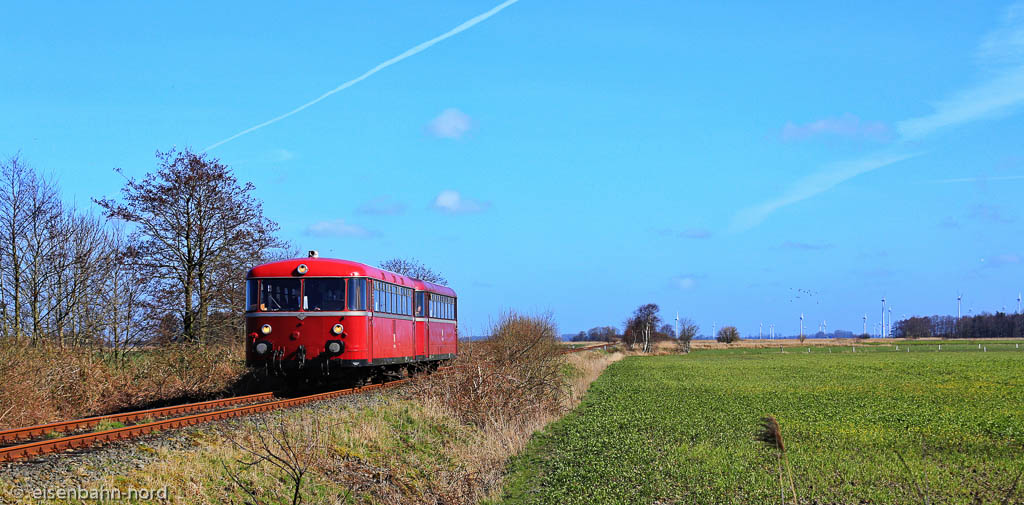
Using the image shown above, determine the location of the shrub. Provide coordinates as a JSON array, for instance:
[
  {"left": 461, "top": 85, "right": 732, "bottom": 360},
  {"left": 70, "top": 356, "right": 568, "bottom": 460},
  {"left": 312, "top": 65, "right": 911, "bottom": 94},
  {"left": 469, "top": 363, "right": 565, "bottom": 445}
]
[
  {"left": 408, "top": 311, "right": 567, "bottom": 428},
  {"left": 716, "top": 326, "right": 741, "bottom": 343}
]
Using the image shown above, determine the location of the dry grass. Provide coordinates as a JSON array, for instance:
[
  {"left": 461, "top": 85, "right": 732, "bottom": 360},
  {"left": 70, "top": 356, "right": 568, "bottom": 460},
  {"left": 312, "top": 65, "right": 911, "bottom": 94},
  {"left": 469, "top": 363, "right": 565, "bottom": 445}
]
[
  {"left": 71, "top": 314, "right": 624, "bottom": 505},
  {"left": 0, "top": 341, "right": 246, "bottom": 430}
]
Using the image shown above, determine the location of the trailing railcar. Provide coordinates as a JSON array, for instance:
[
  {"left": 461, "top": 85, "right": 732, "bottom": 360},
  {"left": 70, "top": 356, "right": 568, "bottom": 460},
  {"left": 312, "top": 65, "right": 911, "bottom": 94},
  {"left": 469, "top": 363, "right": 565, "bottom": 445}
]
[{"left": 245, "top": 252, "right": 457, "bottom": 376}]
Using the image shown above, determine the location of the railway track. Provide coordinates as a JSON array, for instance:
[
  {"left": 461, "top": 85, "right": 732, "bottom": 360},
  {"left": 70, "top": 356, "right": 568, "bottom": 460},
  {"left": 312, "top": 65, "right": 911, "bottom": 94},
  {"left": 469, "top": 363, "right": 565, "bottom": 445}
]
[
  {"left": 0, "top": 343, "right": 613, "bottom": 463},
  {"left": 0, "top": 379, "right": 408, "bottom": 463}
]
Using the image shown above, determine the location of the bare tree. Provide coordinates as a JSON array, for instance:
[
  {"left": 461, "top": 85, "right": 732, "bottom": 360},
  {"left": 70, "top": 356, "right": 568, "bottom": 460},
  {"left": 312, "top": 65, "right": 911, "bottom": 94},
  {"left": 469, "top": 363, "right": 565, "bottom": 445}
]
[
  {"left": 22, "top": 170, "right": 63, "bottom": 342},
  {"left": 0, "top": 154, "right": 35, "bottom": 339},
  {"left": 99, "top": 226, "right": 154, "bottom": 361},
  {"left": 96, "top": 148, "right": 286, "bottom": 343},
  {"left": 378, "top": 257, "right": 448, "bottom": 285},
  {"left": 220, "top": 416, "right": 345, "bottom": 505},
  {"left": 624, "top": 303, "right": 661, "bottom": 352},
  {"left": 677, "top": 317, "right": 698, "bottom": 353},
  {"left": 47, "top": 212, "right": 113, "bottom": 346},
  {"left": 0, "top": 154, "right": 126, "bottom": 347}
]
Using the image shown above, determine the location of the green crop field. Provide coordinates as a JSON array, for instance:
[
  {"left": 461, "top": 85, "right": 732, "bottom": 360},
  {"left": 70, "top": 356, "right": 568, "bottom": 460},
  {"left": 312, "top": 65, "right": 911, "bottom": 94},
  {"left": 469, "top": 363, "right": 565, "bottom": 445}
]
[{"left": 497, "top": 347, "right": 1024, "bottom": 504}]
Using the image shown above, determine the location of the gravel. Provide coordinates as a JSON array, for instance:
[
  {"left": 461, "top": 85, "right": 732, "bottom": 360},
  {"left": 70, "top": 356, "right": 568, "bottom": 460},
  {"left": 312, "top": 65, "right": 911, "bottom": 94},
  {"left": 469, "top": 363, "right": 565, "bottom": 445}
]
[{"left": 0, "top": 389, "right": 392, "bottom": 494}]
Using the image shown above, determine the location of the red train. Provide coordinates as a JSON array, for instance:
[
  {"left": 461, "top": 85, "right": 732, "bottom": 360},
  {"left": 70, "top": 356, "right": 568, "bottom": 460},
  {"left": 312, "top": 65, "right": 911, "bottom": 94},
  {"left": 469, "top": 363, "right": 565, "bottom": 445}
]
[{"left": 245, "top": 253, "right": 457, "bottom": 376}]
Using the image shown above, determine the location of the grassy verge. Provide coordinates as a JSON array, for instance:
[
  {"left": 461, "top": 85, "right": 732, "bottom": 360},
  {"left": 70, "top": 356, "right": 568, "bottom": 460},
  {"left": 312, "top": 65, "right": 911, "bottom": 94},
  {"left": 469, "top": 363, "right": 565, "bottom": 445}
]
[
  {"left": 0, "top": 314, "right": 624, "bottom": 505},
  {"left": 497, "top": 348, "right": 1024, "bottom": 504}
]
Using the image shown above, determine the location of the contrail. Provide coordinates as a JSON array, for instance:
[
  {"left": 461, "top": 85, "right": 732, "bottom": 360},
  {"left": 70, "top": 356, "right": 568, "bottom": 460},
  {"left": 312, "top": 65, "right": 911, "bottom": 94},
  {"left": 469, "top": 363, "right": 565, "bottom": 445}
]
[{"left": 203, "top": 0, "right": 521, "bottom": 152}]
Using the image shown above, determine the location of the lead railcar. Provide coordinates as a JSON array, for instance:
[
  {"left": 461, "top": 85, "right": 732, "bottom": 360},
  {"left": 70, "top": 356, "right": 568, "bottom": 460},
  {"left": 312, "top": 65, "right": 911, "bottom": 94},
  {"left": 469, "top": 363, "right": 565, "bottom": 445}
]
[{"left": 245, "top": 253, "right": 457, "bottom": 376}]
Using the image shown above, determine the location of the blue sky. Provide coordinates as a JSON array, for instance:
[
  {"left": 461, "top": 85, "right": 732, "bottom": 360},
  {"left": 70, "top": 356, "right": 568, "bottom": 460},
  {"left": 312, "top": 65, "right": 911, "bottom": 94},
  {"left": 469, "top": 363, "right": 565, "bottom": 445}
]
[{"left": 3, "top": 1, "right": 1024, "bottom": 336}]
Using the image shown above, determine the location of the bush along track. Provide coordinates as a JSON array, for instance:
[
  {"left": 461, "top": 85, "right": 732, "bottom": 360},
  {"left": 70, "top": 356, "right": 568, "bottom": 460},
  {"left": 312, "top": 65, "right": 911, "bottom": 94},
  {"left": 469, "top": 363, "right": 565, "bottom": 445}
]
[{"left": 496, "top": 348, "right": 1024, "bottom": 505}]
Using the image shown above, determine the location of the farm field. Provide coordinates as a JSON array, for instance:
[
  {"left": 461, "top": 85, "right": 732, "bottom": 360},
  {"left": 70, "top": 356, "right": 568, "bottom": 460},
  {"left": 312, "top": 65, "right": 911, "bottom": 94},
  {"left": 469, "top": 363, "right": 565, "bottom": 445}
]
[{"left": 496, "top": 347, "right": 1024, "bottom": 504}]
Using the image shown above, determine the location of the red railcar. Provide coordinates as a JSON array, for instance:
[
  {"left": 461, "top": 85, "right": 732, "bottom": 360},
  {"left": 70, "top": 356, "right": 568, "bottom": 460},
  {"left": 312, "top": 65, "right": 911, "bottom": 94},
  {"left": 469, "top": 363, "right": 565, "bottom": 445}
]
[{"left": 244, "top": 254, "right": 457, "bottom": 375}]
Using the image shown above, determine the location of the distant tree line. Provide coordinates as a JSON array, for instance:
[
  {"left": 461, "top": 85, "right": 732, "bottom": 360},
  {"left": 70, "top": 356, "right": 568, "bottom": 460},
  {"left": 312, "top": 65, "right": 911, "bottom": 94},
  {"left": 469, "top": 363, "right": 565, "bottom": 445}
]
[
  {"left": 570, "top": 303, "right": 701, "bottom": 353},
  {"left": 570, "top": 326, "right": 619, "bottom": 342},
  {"left": 893, "top": 313, "right": 1024, "bottom": 339},
  {"left": 1, "top": 148, "right": 289, "bottom": 350}
]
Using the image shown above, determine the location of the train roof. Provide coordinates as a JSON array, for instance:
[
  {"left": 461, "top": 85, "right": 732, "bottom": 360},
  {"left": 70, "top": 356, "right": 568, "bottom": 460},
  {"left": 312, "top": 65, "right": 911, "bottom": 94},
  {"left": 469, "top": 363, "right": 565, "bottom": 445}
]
[{"left": 247, "top": 257, "right": 457, "bottom": 296}]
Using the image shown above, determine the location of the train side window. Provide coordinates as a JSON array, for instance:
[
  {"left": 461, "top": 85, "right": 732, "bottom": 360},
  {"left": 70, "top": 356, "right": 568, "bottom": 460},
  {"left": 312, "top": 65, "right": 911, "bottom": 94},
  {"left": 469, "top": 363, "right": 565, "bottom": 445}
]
[
  {"left": 415, "top": 292, "right": 424, "bottom": 316},
  {"left": 246, "top": 280, "right": 259, "bottom": 312},
  {"left": 348, "top": 278, "right": 366, "bottom": 311}
]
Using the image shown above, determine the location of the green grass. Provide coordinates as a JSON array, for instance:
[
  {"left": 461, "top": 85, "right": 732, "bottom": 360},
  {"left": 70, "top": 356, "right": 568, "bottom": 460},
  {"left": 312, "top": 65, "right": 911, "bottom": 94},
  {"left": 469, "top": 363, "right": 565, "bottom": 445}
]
[
  {"left": 497, "top": 348, "right": 1024, "bottom": 504},
  {"left": 93, "top": 419, "right": 127, "bottom": 432}
]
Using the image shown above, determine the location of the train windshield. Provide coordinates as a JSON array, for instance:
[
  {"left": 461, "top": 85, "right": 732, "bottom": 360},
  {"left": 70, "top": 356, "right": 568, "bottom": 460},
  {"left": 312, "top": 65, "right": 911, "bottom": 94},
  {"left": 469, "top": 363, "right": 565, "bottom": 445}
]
[
  {"left": 260, "top": 279, "right": 300, "bottom": 311},
  {"left": 304, "top": 278, "right": 346, "bottom": 311}
]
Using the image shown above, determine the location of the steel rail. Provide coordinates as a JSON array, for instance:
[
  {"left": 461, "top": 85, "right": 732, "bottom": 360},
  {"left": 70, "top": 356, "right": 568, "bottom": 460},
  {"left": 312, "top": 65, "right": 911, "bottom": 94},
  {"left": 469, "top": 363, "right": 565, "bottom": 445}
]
[
  {"left": 0, "top": 392, "right": 277, "bottom": 445},
  {"left": 0, "top": 379, "right": 409, "bottom": 463}
]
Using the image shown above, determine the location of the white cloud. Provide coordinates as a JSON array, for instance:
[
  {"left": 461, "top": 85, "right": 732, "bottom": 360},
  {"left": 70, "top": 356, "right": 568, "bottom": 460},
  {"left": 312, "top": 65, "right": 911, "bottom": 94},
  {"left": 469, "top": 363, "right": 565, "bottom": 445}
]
[
  {"left": 781, "top": 114, "right": 891, "bottom": 142},
  {"left": 675, "top": 277, "right": 697, "bottom": 290},
  {"left": 433, "top": 190, "right": 490, "bottom": 214},
  {"left": 735, "top": 3, "right": 1024, "bottom": 232},
  {"left": 896, "top": 70, "right": 1024, "bottom": 139},
  {"left": 304, "top": 219, "right": 373, "bottom": 238},
  {"left": 427, "top": 108, "right": 473, "bottom": 139},
  {"left": 730, "top": 152, "right": 919, "bottom": 232},
  {"left": 269, "top": 149, "right": 295, "bottom": 162},
  {"left": 898, "top": 2, "right": 1024, "bottom": 139}
]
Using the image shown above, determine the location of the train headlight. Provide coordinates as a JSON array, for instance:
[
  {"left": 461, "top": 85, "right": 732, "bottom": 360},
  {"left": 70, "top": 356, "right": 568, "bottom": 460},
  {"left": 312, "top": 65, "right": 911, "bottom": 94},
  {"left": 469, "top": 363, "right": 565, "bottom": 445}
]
[
  {"left": 260, "top": 323, "right": 272, "bottom": 335},
  {"left": 254, "top": 341, "right": 271, "bottom": 355},
  {"left": 296, "top": 263, "right": 308, "bottom": 275},
  {"left": 326, "top": 340, "right": 344, "bottom": 355},
  {"left": 331, "top": 323, "right": 344, "bottom": 335}
]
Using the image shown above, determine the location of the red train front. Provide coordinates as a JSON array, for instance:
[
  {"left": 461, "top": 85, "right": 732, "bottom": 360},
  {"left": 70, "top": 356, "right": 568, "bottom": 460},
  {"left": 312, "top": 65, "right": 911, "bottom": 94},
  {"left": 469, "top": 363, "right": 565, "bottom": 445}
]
[{"left": 245, "top": 254, "right": 457, "bottom": 375}]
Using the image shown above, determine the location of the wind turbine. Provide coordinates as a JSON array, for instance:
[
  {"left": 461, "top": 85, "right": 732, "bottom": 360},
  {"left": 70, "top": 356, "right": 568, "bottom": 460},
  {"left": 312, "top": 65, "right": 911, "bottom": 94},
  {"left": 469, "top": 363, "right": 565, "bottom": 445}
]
[
  {"left": 759, "top": 322, "right": 763, "bottom": 339},
  {"left": 800, "top": 313, "right": 804, "bottom": 340},
  {"left": 881, "top": 297, "right": 886, "bottom": 338},
  {"left": 863, "top": 314, "right": 867, "bottom": 336},
  {"left": 888, "top": 307, "right": 893, "bottom": 338},
  {"left": 1017, "top": 292, "right": 1021, "bottom": 314}
]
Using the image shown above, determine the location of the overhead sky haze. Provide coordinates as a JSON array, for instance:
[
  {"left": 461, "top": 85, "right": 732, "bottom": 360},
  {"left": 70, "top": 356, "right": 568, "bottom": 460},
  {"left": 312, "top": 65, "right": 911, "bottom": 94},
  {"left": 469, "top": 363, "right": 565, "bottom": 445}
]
[{"left": 3, "top": 1, "right": 1023, "bottom": 336}]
